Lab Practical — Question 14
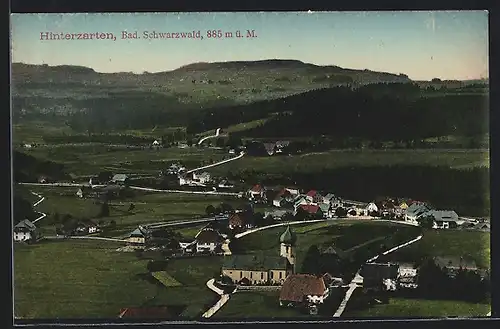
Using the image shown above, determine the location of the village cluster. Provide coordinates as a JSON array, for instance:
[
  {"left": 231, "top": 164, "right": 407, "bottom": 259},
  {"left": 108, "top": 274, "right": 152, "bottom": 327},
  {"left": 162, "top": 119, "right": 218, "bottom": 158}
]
[{"left": 13, "top": 161, "right": 491, "bottom": 318}]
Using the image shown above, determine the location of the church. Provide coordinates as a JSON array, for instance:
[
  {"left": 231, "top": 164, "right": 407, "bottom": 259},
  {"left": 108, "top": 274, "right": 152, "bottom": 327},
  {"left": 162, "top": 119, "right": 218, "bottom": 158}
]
[{"left": 221, "top": 225, "right": 296, "bottom": 285}]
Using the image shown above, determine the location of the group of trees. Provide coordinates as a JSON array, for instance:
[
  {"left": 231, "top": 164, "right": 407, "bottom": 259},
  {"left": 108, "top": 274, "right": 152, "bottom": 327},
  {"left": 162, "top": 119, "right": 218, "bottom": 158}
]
[
  {"left": 412, "top": 258, "right": 490, "bottom": 303},
  {"left": 13, "top": 150, "right": 69, "bottom": 183}
]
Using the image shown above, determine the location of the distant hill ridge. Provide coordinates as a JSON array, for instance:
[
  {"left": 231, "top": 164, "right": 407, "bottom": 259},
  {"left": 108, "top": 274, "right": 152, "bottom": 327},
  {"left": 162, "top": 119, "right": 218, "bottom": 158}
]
[{"left": 12, "top": 60, "right": 407, "bottom": 79}]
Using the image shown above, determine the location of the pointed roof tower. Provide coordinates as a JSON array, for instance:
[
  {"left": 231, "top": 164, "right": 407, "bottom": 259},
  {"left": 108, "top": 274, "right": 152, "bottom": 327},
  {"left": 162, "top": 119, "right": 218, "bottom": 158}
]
[{"left": 279, "top": 225, "right": 297, "bottom": 245}]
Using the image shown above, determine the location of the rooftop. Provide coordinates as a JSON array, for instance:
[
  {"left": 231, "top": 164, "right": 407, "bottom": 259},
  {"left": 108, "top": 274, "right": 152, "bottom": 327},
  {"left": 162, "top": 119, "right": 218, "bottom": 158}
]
[
  {"left": 222, "top": 254, "right": 287, "bottom": 271},
  {"left": 279, "top": 274, "right": 327, "bottom": 302}
]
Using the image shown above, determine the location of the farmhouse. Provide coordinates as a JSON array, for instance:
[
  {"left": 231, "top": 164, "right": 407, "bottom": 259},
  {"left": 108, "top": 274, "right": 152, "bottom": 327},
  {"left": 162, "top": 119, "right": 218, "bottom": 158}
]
[
  {"left": 305, "top": 190, "right": 323, "bottom": 203},
  {"left": 427, "top": 210, "right": 459, "bottom": 229},
  {"left": 295, "top": 204, "right": 323, "bottom": 218},
  {"left": 275, "top": 140, "right": 290, "bottom": 153},
  {"left": 264, "top": 209, "right": 291, "bottom": 220},
  {"left": 263, "top": 143, "right": 277, "bottom": 156},
  {"left": 366, "top": 202, "right": 379, "bottom": 214},
  {"left": 247, "top": 184, "right": 266, "bottom": 201},
  {"left": 193, "top": 172, "right": 211, "bottom": 184},
  {"left": 74, "top": 220, "right": 99, "bottom": 235},
  {"left": 293, "top": 196, "right": 310, "bottom": 209},
  {"left": 13, "top": 219, "right": 38, "bottom": 243},
  {"left": 279, "top": 274, "right": 329, "bottom": 314},
  {"left": 218, "top": 179, "right": 235, "bottom": 188},
  {"left": 76, "top": 188, "right": 84, "bottom": 198},
  {"left": 405, "top": 202, "right": 433, "bottom": 223},
  {"left": 195, "top": 228, "right": 224, "bottom": 254},
  {"left": 221, "top": 226, "right": 296, "bottom": 285},
  {"left": 318, "top": 203, "right": 333, "bottom": 218},
  {"left": 111, "top": 174, "right": 129, "bottom": 185},
  {"left": 128, "top": 226, "right": 151, "bottom": 245}
]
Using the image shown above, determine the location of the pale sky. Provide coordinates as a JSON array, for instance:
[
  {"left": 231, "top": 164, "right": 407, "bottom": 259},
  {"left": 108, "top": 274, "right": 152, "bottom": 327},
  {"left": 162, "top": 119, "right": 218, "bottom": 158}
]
[{"left": 10, "top": 11, "right": 489, "bottom": 80}]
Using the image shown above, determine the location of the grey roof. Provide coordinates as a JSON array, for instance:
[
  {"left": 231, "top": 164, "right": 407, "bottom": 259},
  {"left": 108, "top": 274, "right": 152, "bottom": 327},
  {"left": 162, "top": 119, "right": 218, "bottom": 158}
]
[
  {"left": 112, "top": 174, "right": 128, "bottom": 182},
  {"left": 14, "top": 219, "right": 36, "bottom": 231},
  {"left": 429, "top": 210, "right": 459, "bottom": 222},
  {"left": 319, "top": 203, "right": 330, "bottom": 212},
  {"left": 324, "top": 193, "right": 337, "bottom": 201},
  {"left": 294, "top": 197, "right": 306, "bottom": 207},
  {"left": 406, "top": 203, "right": 432, "bottom": 217},
  {"left": 222, "top": 254, "right": 287, "bottom": 271},
  {"left": 130, "top": 227, "right": 150, "bottom": 237}
]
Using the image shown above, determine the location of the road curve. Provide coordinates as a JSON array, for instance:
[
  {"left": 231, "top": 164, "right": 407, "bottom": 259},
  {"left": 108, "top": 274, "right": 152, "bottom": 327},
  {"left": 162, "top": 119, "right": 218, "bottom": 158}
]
[
  {"left": 129, "top": 186, "right": 241, "bottom": 197},
  {"left": 30, "top": 191, "right": 47, "bottom": 223},
  {"left": 185, "top": 151, "right": 245, "bottom": 174},
  {"left": 198, "top": 128, "right": 222, "bottom": 145}
]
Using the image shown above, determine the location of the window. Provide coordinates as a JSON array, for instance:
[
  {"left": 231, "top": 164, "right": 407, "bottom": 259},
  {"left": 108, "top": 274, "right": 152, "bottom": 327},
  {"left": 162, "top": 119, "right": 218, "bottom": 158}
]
[
  {"left": 240, "top": 272, "right": 243, "bottom": 278},
  {"left": 279, "top": 272, "right": 283, "bottom": 279},
  {"left": 261, "top": 272, "right": 264, "bottom": 280},
  {"left": 286, "top": 246, "right": 289, "bottom": 253},
  {"left": 270, "top": 271, "right": 274, "bottom": 279},
  {"left": 250, "top": 272, "right": 253, "bottom": 279}
]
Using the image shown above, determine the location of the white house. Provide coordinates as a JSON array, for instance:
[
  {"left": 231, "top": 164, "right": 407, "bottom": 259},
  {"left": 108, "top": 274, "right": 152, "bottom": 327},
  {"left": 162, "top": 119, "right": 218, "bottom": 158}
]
[
  {"left": 152, "top": 140, "right": 161, "bottom": 148},
  {"left": 285, "top": 187, "right": 300, "bottom": 196},
  {"left": 405, "top": 203, "right": 433, "bottom": 223},
  {"left": 13, "top": 219, "right": 38, "bottom": 242},
  {"left": 366, "top": 202, "right": 379, "bottom": 214},
  {"left": 193, "top": 172, "right": 211, "bottom": 184}
]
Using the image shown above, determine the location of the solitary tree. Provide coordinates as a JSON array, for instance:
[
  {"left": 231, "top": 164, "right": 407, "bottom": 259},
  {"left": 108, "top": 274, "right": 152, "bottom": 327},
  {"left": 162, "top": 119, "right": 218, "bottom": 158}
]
[
  {"left": 99, "top": 202, "right": 110, "bottom": 217},
  {"left": 205, "top": 204, "right": 216, "bottom": 216},
  {"left": 301, "top": 245, "right": 322, "bottom": 275}
]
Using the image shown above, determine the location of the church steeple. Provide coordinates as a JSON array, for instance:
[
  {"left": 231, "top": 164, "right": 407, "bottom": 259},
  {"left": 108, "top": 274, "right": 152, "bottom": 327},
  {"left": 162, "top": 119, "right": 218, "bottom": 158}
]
[{"left": 279, "top": 225, "right": 296, "bottom": 274}]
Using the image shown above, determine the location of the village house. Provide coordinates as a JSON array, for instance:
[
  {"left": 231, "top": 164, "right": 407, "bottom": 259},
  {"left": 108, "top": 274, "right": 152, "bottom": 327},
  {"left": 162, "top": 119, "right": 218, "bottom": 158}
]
[
  {"left": 285, "top": 187, "right": 300, "bottom": 196},
  {"left": 111, "top": 174, "right": 129, "bottom": 185},
  {"left": 405, "top": 202, "right": 433, "bottom": 223},
  {"left": 395, "top": 262, "right": 419, "bottom": 288},
  {"left": 305, "top": 190, "right": 323, "bottom": 204},
  {"left": 76, "top": 188, "right": 84, "bottom": 198},
  {"left": 427, "top": 210, "right": 459, "bottom": 229},
  {"left": 192, "top": 172, "right": 211, "bottom": 184},
  {"left": 221, "top": 226, "right": 296, "bottom": 285},
  {"left": 38, "top": 176, "right": 48, "bottom": 184},
  {"left": 127, "top": 226, "right": 151, "bottom": 245},
  {"left": 318, "top": 203, "right": 333, "bottom": 218},
  {"left": 13, "top": 219, "right": 39, "bottom": 243},
  {"left": 322, "top": 193, "right": 342, "bottom": 208},
  {"left": 152, "top": 140, "right": 161, "bottom": 149},
  {"left": 264, "top": 209, "right": 291, "bottom": 221},
  {"left": 73, "top": 220, "right": 100, "bottom": 235},
  {"left": 275, "top": 141, "right": 290, "bottom": 153},
  {"left": 293, "top": 195, "right": 311, "bottom": 210},
  {"left": 218, "top": 179, "right": 235, "bottom": 189},
  {"left": 279, "top": 274, "right": 330, "bottom": 315},
  {"left": 295, "top": 204, "right": 323, "bottom": 218},
  {"left": 273, "top": 189, "right": 294, "bottom": 207},
  {"left": 247, "top": 184, "right": 267, "bottom": 201},
  {"left": 263, "top": 142, "right": 277, "bottom": 156},
  {"left": 366, "top": 202, "right": 379, "bottom": 215},
  {"left": 195, "top": 228, "right": 224, "bottom": 254}
]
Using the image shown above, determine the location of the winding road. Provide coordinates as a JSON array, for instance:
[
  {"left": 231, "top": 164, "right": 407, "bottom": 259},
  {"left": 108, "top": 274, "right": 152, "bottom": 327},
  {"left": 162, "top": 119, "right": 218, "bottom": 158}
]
[
  {"left": 30, "top": 191, "right": 47, "bottom": 223},
  {"left": 333, "top": 234, "right": 424, "bottom": 317},
  {"left": 198, "top": 128, "right": 224, "bottom": 145},
  {"left": 185, "top": 151, "right": 245, "bottom": 174}
]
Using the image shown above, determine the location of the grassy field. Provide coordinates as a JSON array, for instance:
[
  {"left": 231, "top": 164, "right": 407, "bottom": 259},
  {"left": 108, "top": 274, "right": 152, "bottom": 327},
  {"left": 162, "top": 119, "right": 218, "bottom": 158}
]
[
  {"left": 28, "top": 187, "right": 238, "bottom": 237},
  {"left": 384, "top": 229, "right": 491, "bottom": 269},
  {"left": 207, "top": 149, "right": 489, "bottom": 175},
  {"left": 235, "top": 220, "right": 421, "bottom": 270},
  {"left": 14, "top": 240, "right": 221, "bottom": 319},
  {"left": 152, "top": 271, "right": 183, "bottom": 287},
  {"left": 213, "top": 291, "right": 308, "bottom": 319},
  {"left": 20, "top": 146, "right": 229, "bottom": 176},
  {"left": 343, "top": 298, "right": 490, "bottom": 318}
]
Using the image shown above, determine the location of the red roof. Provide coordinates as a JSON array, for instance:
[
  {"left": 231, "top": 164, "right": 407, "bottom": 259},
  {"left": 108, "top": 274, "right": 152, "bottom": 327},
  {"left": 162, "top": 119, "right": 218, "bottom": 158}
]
[
  {"left": 229, "top": 214, "right": 245, "bottom": 227},
  {"left": 299, "top": 204, "right": 320, "bottom": 214},
  {"left": 306, "top": 190, "right": 317, "bottom": 197},
  {"left": 251, "top": 184, "right": 263, "bottom": 192},
  {"left": 279, "top": 274, "right": 327, "bottom": 302}
]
